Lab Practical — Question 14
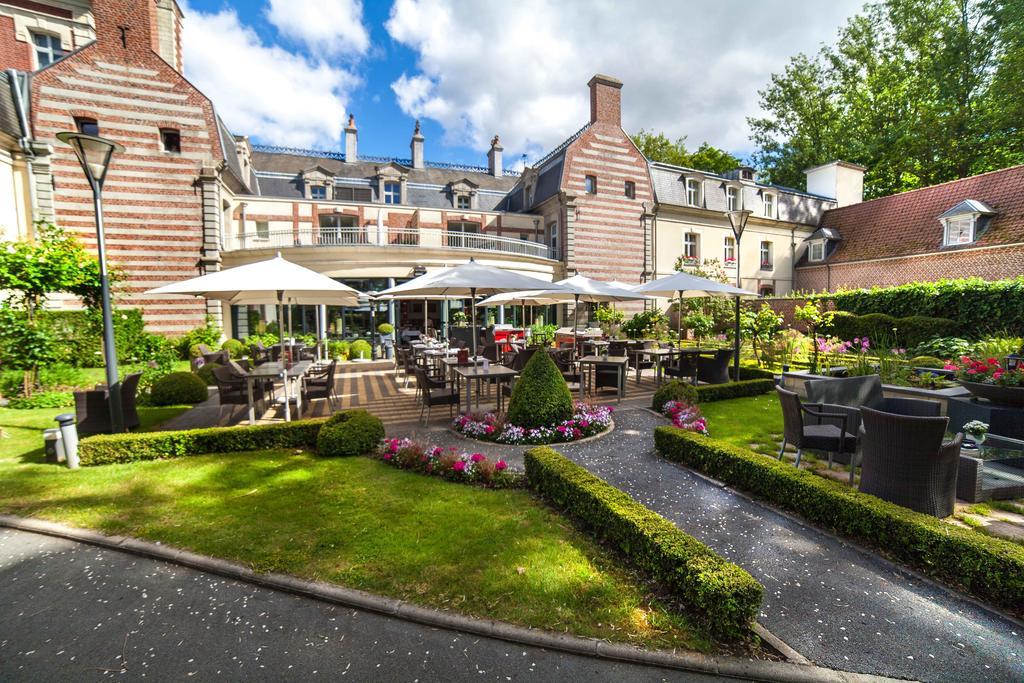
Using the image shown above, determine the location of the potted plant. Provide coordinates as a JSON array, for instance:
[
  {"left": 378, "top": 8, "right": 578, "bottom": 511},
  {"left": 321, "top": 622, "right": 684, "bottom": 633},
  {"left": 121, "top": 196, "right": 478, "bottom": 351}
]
[
  {"left": 946, "top": 356, "right": 1024, "bottom": 407},
  {"left": 962, "top": 420, "right": 989, "bottom": 448}
]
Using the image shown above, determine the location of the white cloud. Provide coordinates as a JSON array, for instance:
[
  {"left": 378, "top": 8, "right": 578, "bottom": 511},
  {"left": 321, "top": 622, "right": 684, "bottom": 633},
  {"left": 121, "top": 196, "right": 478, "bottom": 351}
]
[
  {"left": 386, "top": 0, "right": 863, "bottom": 160},
  {"left": 181, "top": 2, "right": 359, "bottom": 148},
  {"left": 265, "top": 0, "right": 370, "bottom": 57}
]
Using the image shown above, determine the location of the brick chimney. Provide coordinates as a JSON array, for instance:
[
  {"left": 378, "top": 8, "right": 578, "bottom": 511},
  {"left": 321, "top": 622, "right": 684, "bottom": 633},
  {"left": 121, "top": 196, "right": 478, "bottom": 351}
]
[
  {"left": 410, "top": 120, "right": 424, "bottom": 169},
  {"left": 92, "top": 0, "right": 156, "bottom": 64},
  {"left": 588, "top": 74, "right": 623, "bottom": 126},
  {"left": 487, "top": 135, "right": 503, "bottom": 177},
  {"left": 345, "top": 114, "right": 358, "bottom": 161},
  {"left": 153, "top": 0, "right": 184, "bottom": 72}
]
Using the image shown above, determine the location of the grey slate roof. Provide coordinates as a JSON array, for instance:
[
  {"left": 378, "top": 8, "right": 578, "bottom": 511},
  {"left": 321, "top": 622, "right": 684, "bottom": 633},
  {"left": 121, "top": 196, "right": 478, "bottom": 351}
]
[
  {"left": 648, "top": 162, "right": 834, "bottom": 226},
  {"left": 0, "top": 71, "right": 26, "bottom": 140},
  {"left": 216, "top": 116, "right": 254, "bottom": 194},
  {"left": 251, "top": 150, "right": 518, "bottom": 210}
]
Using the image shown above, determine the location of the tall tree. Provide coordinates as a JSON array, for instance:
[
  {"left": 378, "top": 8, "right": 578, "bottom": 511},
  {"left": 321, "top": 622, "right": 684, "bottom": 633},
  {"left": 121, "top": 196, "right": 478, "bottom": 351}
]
[
  {"left": 749, "top": 0, "right": 1023, "bottom": 199},
  {"left": 631, "top": 130, "right": 740, "bottom": 175}
]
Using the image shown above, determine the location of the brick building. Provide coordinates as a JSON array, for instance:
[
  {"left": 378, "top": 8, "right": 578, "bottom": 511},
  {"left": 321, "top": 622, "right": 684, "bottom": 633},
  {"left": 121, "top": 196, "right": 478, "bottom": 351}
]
[{"left": 795, "top": 164, "right": 1024, "bottom": 292}]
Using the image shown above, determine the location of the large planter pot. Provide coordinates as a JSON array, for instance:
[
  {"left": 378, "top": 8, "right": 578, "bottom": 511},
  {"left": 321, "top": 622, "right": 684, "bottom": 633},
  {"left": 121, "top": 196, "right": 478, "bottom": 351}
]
[{"left": 959, "top": 380, "right": 1024, "bottom": 408}]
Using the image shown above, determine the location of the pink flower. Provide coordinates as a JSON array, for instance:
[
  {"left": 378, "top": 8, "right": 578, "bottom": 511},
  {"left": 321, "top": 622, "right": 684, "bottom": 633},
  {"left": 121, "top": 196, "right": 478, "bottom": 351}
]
[
  {"left": 495, "top": 460, "right": 507, "bottom": 471},
  {"left": 452, "top": 460, "right": 466, "bottom": 472},
  {"left": 382, "top": 452, "right": 393, "bottom": 460},
  {"left": 470, "top": 453, "right": 485, "bottom": 463}
]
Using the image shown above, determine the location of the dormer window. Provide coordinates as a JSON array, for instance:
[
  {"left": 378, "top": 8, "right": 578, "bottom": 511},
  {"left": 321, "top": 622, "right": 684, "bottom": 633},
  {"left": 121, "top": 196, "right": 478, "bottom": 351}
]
[
  {"left": 762, "top": 192, "right": 775, "bottom": 218},
  {"left": 686, "top": 178, "right": 701, "bottom": 206},
  {"left": 938, "top": 199, "right": 996, "bottom": 247},
  {"left": 456, "top": 195, "right": 471, "bottom": 209},
  {"left": 302, "top": 165, "right": 335, "bottom": 200},
  {"left": 310, "top": 185, "right": 327, "bottom": 200},
  {"left": 808, "top": 240, "right": 826, "bottom": 262},
  {"left": 726, "top": 186, "right": 740, "bottom": 211},
  {"left": 383, "top": 181, "right": 401, "bottom": 204}
]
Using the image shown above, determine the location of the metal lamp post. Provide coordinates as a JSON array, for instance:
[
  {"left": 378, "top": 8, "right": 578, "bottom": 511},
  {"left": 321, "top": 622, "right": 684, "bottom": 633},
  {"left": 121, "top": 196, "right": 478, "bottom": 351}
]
[
  {"left": 56, "top": 131, "right": 125, "bottom": 433},
  {"left": 725, "top": 209, "right": 752, "bottom": 382}
]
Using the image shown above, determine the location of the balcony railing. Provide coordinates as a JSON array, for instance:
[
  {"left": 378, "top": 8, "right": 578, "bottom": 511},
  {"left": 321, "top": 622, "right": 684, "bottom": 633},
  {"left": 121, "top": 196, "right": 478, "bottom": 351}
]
[{"left": 223, "top": 228, "right": 552, "bottom": 259}]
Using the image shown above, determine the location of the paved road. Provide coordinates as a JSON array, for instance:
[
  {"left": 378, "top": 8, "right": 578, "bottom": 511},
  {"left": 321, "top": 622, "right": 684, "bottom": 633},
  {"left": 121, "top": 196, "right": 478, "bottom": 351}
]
[
  {"left": 554, "top": 409, "right": 1023, "bottom": 682},
  {"left": 0, "top": 528, "right": 719, "bottom": 682}
]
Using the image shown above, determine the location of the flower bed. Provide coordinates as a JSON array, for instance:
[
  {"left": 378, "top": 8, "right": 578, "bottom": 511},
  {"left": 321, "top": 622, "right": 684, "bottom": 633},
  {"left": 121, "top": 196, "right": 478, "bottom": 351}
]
[
  {"left": 660, "top": 400, "right": 708, "bottom": 434},
  {"left": 376, "top": 438, "right": 524, "bottom": 488},
  {"left": 452, "top": 402, "right": 613, "bottom": 445}
]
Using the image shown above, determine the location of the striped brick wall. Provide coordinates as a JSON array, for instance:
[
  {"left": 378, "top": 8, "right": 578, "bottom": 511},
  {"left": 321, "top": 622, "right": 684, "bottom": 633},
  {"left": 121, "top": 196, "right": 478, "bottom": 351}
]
[
  {"left": 30, "top": 2, "right": 224, "bottom": 335},
  {"left": 561, "top": 125, "right": 652, "bottom": 304}
]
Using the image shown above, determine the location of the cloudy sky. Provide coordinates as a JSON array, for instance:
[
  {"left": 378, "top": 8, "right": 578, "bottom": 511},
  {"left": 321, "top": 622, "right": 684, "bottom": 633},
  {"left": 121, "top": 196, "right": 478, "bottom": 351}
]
[{"left": 182, "top": 0, "right": 864, "bottom": 167}]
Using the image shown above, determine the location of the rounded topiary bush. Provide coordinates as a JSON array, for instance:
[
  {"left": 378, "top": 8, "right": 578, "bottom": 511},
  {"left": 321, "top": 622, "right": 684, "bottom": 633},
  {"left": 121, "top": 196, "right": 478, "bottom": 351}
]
[
  {"left": 150, "top": 371, "right": 209, "bottom": 406},
  {"left": 507, "top": 351, "right": 573, "bottom": 429},
  {"left": 222, "top": 338, "right": 245, "bottom": 359},
  {"left": 317, "top": 409, "right": 385, "bottom": 457},
  {"left": 349, "top": 339, "right": 372, "bottom": 360},
  {"left": 194, "top": 362, "right": 222, "bottom": 386},
  {"left": 652, "top": 380, "right": 699, "bottom": 411}
]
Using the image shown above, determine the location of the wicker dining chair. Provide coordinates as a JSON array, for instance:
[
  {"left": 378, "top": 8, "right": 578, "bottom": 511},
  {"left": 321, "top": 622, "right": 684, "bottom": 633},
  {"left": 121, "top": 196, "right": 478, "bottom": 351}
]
[
  {"left": 776, "top": 387, "right": 858, "bottom": 469},
  {"left": 74, "top": 372, "right": 143, "bottom": 436},
  {"left": 857, "top": 407, "right": 963, "bottom": 518},
  {"left": 302, "top": 360, "right": 338, "bottom": 409},
  {"left": 414, "top": 367, "right": 459, "bottom": 423},
  {"left": 696, "top": 349, "right": 733, "bottom": 385}
]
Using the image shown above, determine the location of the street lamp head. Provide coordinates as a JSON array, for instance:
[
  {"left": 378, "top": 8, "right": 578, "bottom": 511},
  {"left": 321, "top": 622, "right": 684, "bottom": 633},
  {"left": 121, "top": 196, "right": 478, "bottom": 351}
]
[
  {"left": 56, "top": 132, "right": 124, "bottom": 189},
  {"left": 725, "top": 209, "right": 753, "bottom": 240}
]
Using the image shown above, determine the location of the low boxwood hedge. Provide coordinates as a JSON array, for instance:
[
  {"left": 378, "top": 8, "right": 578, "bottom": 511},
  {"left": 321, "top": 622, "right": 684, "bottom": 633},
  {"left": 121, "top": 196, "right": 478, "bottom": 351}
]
[
  {"left": 524, "top": 446, "right": 763, "bottom": 640},
  {"left": 695, "top": 378, "right": 775, "bottom": 402},
  {"left": 736, "top": 366, "right": 775, "bottom": 381},
  {"left": 78, "top": 418, "right": 327, "bottom": 466},
  {"left": 317, "top": 409, "right": 385, "bottom": 457},
  {"left": 654, "top": 427, "right": 1024, "bottom": 616}
]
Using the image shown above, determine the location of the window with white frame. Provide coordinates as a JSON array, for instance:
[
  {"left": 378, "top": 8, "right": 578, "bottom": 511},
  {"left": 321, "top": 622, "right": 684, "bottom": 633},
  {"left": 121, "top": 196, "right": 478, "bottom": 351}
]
[
  {"left": 760, "top": 241, "right": 773, "bottom": 269},
  {"left": 383, "top": 181, "right": 401, "bottom": 204},
  {"left": 808, "top": 240, "right": 826, "bottom": 262},
  {"left": 31, "top": 32, "right": 65, "bottom": 68},
  {"left": 726, "top": 186, "right": 739, "bottom": 211},
  {"left": 548, "top": 221, "right": 559, "bottom": 258},
  {"left": 683, "top": 233, "right": 699, "bottom": 261},
  {"left": 686, "top": 178, "right": 701, "bottom": 206},
  {"left": 723, "top": 236, "right": 736, "bottom": 265},
  {"left": 255, "top": 220, "right": 270, "bottom": 240},
  {"left": 762, "top": 192, "right": 775, "bottom": 218},
  {"left": 943, "top": 216, "right": 975, "bottom": 245},
  {"left": 456, "top": 194, "right": 471, "bottom": 209},
  {"left": 309, "top": 185, "right": 327, "bottom": 200}
]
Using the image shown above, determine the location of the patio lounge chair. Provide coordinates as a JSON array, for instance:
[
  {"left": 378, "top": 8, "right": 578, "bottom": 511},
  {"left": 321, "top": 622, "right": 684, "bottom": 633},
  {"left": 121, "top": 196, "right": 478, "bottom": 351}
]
[
  {"left": 197, "top": 343, "right": 230, "bottom": 366},
  {"left": 776, "top": 387, "right": 858, "bottom": 470},
  {"left": 212, "top": 365, "right": 261, "bottom": 407},
  {"left": 663, "top": 353, "right": 697, "bottom": 383},
  {"left": 696, "top": 349, "right": 733, "bottom": 385},
  {"left": 414, "top": 367, "right": 459, "bottom": 423},
  {"left": 803, "top": 375, "right": 939, "bottom": 433},
  {"left": 857, "top": 407, "right": 963, "bottom": 518},
  {"left": 75, "top": 371, "right": 143, "bottom": 436},
  {"left": 302, "top": 360, "right": 338, "bottom": 409}
]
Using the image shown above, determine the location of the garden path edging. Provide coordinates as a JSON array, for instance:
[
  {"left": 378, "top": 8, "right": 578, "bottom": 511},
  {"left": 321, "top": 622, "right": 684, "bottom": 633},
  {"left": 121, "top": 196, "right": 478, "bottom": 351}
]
[
  {"left": 447, "top": 417, "right": 616, "bottom": 448},
  {"left": 0, "top": 514, "right": 890, "bottom": 683}
]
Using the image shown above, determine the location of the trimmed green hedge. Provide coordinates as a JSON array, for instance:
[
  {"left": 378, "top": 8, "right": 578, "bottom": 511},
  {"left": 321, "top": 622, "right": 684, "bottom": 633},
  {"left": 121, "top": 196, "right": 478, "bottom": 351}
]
[
  {"left": 78, "top": 419, "right": 327, "bottom": 466},
  {"left": 654, "top": 427, "right": 1024, "bottom": 616},
  {"left": 695, "top": 378, "right": 775, "bottom": 402},
  {"left": 651, "top": 381, "right": 698, "bottom": 411},
  {"left": 524, "top": 446, "right": 763, "bottom": 640},
  {"left": 149, "top": 372, "right": 208, "bottom": 406},
  {"left": 736, "top": 366, "right": 776, "bottom": 381},
  {"left": 818, "top": 277, "right": 1024, "bottom": 338},
  {"left": 829, "top": 311, "right": 958, "bottom": 347},
  {"left": 317, "top": 409, "right": 385, "bottom": 457},
  {"left": 508, "top": 351, "right": 573, "bottom": 429}
]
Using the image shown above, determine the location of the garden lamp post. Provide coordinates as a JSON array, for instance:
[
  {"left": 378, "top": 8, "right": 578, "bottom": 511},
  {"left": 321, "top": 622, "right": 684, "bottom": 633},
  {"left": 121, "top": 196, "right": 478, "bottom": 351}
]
[
  {"left": 726, "top": 209, "right": 753, "bottom": 382},
  {"left": 56, "top": 131, "right": 125, "bottom": 433}
]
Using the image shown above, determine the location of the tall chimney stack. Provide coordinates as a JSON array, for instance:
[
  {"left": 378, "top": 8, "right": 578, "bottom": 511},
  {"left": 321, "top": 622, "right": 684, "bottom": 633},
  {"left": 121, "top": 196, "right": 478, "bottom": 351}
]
[
  {"left": 588, "top": 74, "right": 623, "bottom": 126},
  {"left": 344, "top": 114, "right": 358, "bottom": 161},
  {"left": 410, "top": 120, "right": 424, "bottom": 169},
  {"left": 488, "top": 135, "right": 503, "bottom": 178}
]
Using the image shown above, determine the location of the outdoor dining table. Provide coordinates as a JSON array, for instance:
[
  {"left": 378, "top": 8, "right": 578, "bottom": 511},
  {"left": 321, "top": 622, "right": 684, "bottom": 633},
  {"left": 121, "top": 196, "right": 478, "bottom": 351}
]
[
  {"left": 636, "top": 347, "right": 682, "bottom": 385},
  {"left": 673, "top": 347, "right": 717, "bottom": 385},
  {"left": 452, "top": 363, "right": 518, "bottom": 414},
  {"left": 242, "top": 360, "right": 313, "bottom": 425},
  {"left": 577, "top": 355, "right": 629, "bottom": 403}
]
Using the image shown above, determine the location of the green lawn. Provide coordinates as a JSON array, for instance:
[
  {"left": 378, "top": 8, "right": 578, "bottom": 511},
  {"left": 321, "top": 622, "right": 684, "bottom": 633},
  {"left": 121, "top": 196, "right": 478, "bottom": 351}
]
[
  {"left": 0, "top": 411, "right": 710, "bottom": 651},
  {"left": 701, "top": 394, "right": 784, "bottom": 456}
]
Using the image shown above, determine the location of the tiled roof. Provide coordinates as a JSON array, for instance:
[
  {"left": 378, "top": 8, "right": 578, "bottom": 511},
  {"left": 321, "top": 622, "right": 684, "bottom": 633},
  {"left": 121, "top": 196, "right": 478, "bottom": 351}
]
[{"left": 814, "top": 165, "right": 1024, "bottom": 263}]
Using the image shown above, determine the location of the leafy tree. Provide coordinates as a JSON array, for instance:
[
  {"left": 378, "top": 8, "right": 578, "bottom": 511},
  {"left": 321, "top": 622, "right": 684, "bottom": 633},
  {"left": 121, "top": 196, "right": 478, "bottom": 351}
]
[
  {"left": 670, "top": 258, "right": 735, "bottom": 335},
  {"left": 749, "top": 0, "right": 1023, "bottom": 199},
  {"left": 741, "top": 304, "right": 785, "bottom": 367},
  {"left": 631, "top": 130, "right": 740, "bottom": 175}
]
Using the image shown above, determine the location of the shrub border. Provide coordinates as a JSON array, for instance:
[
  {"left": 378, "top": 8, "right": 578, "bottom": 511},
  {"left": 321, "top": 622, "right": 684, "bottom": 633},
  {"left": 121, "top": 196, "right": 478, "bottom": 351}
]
[
  {"left": 654, "top": 427, "right": 1024, "bottom": 617},
  {"left": 524, "top": 446, "right": 763, "bottom": 641},
  {"left": 78, "top": 418, "right": 327, "bottom": 466},
  {"left": 696, "top": 378, "right": 775, "bottom": 403}
]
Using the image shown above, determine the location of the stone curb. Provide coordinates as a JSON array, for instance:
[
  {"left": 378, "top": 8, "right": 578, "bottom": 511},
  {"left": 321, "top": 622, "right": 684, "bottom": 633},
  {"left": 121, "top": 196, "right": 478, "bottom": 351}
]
[{"left": 0, "top": 515, "right": 895, "bottom": 682}]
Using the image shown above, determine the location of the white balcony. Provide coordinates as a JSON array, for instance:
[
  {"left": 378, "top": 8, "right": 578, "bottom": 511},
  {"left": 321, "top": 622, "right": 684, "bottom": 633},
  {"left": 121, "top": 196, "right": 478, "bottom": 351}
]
[{"left": 223, "top": 227, "right": 552, "bottom": 260}]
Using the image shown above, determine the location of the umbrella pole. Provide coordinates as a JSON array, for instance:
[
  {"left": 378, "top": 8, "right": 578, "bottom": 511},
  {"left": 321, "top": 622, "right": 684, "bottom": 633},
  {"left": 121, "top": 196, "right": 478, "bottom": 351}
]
[
  {"left": 677, "top": 290, "right": 683, "bottom": 346},
  {"left": 471, "top": 287, "right": 478, "bottom": 361},
  {"left": 277, "top": 290, "right": 290, "bottom": 422},
  {"left": 734, "top": 295, "right": 741, "bottom": 382}
]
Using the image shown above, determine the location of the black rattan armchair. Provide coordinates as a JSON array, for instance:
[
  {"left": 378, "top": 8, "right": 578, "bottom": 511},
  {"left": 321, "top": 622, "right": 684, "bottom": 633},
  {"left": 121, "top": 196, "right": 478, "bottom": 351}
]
[
  {"left": 776, "top": 387, "right": 858, "bottom": 470},
  {"left": 630, "top": 341, "right": 656, "bottom": 383},
  {"left": 212, "top": 365, "right": 252, "bottom": 406},
  {"left": 414, "top": 367, "right": 459, "bottom": 423},
  {"left": 74, "top": 372, "right": 143, "bottom": 436},
  {"left": 663, "top": 353, "right": 697, "bottom": 383},
  {"left": 804, "top": 375, "right": 940, "bottom": 432},
  {"left": 857, "top": 407, "right": 963, "bottom": 518},
  {"left": 696, "top": 349, "right": 733, "bottom": 385},
  {"left": 302, "top": 360, "right": 338, "bottom": 409}
]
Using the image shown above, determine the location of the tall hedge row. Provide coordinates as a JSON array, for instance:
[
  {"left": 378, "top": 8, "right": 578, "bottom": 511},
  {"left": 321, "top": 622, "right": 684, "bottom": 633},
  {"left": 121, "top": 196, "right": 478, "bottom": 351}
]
[{"left": 817, "top": 277, "right": 1024, "bottom": 337}]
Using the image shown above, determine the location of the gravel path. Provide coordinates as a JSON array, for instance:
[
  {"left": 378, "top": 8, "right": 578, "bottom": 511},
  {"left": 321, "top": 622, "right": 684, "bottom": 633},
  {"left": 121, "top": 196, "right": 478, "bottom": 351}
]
[{"left": 0, "top": 528, "right": 717, "bottom": 682}]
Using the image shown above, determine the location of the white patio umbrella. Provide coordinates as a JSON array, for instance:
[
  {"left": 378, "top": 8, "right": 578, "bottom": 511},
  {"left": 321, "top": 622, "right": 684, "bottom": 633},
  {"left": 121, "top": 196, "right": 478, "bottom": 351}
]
[
  {"left": 147, "top": 254, "right": 362, "bottom": 420},
  {"left": 376, "top": 259, "right": 568, "bottom": 358},
  {"left": 634, "top": 270, "right": 758, "bottom": 378}
]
